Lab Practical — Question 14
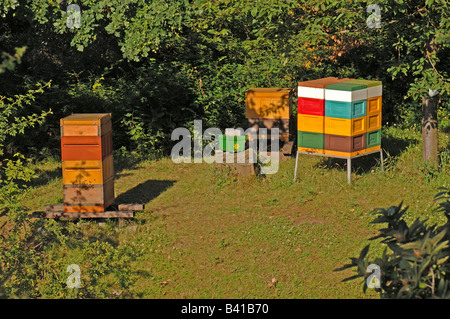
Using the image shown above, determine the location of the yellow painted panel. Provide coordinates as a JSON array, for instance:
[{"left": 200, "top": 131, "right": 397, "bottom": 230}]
[
  {"left": 325, "top": 116, "right": 366, "bottom": 136},
  {"left": 297, "top": 114, "right": 324, "bottom": 133},
  {"left": 352, "top": 117, "right": 366, "bottom": 135},
  {"left": 62, "top": 155, "right": 113, "bottom": 185}
]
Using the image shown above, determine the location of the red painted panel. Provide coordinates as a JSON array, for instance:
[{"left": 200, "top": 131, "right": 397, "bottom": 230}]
[{"left": 298, "top": 97, "right": 325, "bottom": 116}]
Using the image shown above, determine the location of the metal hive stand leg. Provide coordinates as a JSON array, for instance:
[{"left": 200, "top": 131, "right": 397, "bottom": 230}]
[
  {"left": 380, "top": 149, "right": 384, "bottom": 172},
  {"left": 293, "top": 151, "right": 299, "bottom": 182},
  {"left": 347, "top": 158, "right": 351, "bottom": 185}
]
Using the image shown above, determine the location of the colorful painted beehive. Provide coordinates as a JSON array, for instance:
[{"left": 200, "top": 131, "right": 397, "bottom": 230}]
[
  {"left": 60, "top": 113, "right": 114, "bottom": 213},
  {"left": 297, "top": 77, "right": 351, "bottom": 154},
  {"left": 297, "top": 78, "right": 382, "bottom": 157},
  {"left": 245, "top": 88, "right": 293, "bottom": 143}
]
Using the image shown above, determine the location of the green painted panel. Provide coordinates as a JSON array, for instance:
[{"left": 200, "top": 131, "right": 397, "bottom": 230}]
[
  {"left": 366, "top": 130, "right": 381, "bottom": 148},
  {"left": 345, "top": 79, "right": 382, "bottom": 87},
  {"left": 325, "top": 82, "right": 367, "bottom": 91},
  {"left": 298, "top": 131, "right": 324, "bottom": 149},
  {"left": 219, "top": 135, "right": 247, "bottom": 152}
]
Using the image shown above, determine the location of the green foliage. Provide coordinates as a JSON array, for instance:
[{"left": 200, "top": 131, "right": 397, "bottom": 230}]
[
  {"left": 0, "top": 81, "right": 52, "bottom": 221},
  {"left": 122, "top": 112, "right": 166, "bottom": 158},
  {"left": 0, "top": 47, "right": 26, "bottom": 74},
  {"left": 0, "top": 213, "right": 142, "bottom": 298},
  {"left": 0, "top": 82, "right": 52, "bottom": 156},
  {"left": 336, "top": 188, "right": 450, "bottom": 298}
]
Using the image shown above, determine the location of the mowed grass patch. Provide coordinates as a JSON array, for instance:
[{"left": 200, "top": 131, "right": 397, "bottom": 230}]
[{"left": 19, "top": 126, "right": 450, "bottom": 299}]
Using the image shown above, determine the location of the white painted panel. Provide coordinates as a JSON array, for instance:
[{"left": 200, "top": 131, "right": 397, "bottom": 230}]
[{"left": 298, "top": 86, "right": 325, "bottom": 99}]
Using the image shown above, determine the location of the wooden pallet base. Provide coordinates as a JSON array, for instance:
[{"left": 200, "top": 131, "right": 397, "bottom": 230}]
[{"left": 32, "top": 203, "right": 144, "bottom": 222}]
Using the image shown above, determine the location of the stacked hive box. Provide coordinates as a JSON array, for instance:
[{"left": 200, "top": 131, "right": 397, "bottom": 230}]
[
  {"left": 60, "top": 114, "right": 114, "bottom": 213},
  {"left": 297, "top": 77, "right": 351, "bottom": 154},
  {"left": 297, "top": 78, "right": 382, "bottom": 157},
  {"left": 245, "top": 88, "right": 293, "bottom": 143},
  {"left": 344, "top": 79, "right": 382, "bottom": 154}
]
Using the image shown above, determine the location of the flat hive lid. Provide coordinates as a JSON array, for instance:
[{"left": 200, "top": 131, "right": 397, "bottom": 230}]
[
  {"left": 344, "top": 79, "right": 382, "bottom": 87},
  {"left": 325, "top": 82, "right": 367, "bottom": 91},
  {"left": 246, "top": 88, "right": 292, "bottom": 94},
  {"left": 60, "top": 113, "right": 111, "bottom": 125},
  {"left": 298, "top": 77, "right": 352, "bottom": 88}
]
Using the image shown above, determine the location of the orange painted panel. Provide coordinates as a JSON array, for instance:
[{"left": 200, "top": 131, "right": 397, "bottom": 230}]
[
  {"left": 324, "top": 117, "right": 366, "bottom": 136},
  {"left": 365, "top": 145, "right": 381, "bottom": 153},
  {"left": 61, "top": 132, "right": 112, "bottom": 160},
  {"left": 297, "top": 114, "right": 324, "bottom": 133},
  {"left": 297, "top": 147, "right": 325, "bottom": 154},
  {"left": 324, "top": 149, "right": 367, "bottom": 158},
  {"left": 367, "top": 96, "right": 382, "bottom": 114},
  {"left": 324, "top": 145, "right": 381, "bottom": 157},
  {"left": 63, "top": 204, "right": 112, "bottom": 213}
]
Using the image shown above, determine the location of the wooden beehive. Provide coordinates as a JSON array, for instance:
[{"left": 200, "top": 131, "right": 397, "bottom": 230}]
[
  {"left": 60, "top": 113, "right": 114, "bottom": 213},
  {"left": 245, "top": 88, "right": 294, "bottom": 149}
]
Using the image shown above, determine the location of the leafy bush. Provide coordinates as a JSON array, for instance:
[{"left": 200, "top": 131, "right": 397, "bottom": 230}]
[
  {"left": 336, "top": 188, "right": 450, "bottom": 299},
  {"left": 0, "top": 213, "right": 142, "bottom": 298}
]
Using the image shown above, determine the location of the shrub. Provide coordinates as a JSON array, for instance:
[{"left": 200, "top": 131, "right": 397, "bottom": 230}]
[{"left": 336, "top": 188, "right": 450, "bottom": 299}]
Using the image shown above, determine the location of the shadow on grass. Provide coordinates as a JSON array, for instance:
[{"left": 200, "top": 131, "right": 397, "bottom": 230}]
[
  {"left": 115, "top": 179, "right": 176, "bottom": 205},
  {"left": 315, "top": 132, "right": 418, "bottom": 175}
]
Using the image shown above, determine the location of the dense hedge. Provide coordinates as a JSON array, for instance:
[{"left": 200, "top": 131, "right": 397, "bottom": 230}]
[{"left": 0, "top": 0, "right": 449, "bottom": 159}]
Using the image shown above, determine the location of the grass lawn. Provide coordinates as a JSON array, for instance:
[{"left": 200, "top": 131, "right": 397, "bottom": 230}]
[{"left": 19, "top": 125, "right": 450, "bottom": 298}]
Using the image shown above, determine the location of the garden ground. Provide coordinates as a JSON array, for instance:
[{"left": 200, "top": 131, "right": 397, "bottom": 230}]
[{"left": 21, "top": 125, "right": 450, "bottom": 298}]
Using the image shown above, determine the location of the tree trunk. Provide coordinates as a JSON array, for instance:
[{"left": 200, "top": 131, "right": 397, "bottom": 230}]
[{"left": 422, "top": 95, "right": 439, "bottom": 167}]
